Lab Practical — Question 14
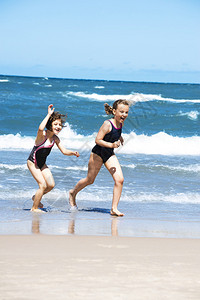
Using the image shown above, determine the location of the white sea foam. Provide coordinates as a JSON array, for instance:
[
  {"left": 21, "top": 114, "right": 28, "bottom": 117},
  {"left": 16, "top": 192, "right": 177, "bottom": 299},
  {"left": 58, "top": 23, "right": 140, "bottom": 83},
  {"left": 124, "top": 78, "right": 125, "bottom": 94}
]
[
  {"left": 0, "top": 188, "right": 65, "bottom": 201},
  {"left": 1, "top": 124, "right": 200, "bottom": 156},
  {"left": 1, "top": 160, "right": 199, "bottom": 175},
  {"left": 0, "top": 79, "right": 9, "bottom": 82},
  {"left": 48, "top": 165, "right": 88, "bottom": 171},
  {"left": 146, "top": 163, "right": 200, "bottom": 173},
  {"left": 94, "top": 86, "right": 105, "bottom": 89},
  {"left": 179, "top": 110, "right": 199, "bottom": 120},
  {"left": 0, "top": 163, "right": 27, "bottom": 171},
  {"left": 58, "top": 123, "right": 96, "bottom": 150},
  {"left": 1, "top": 186, "right": 200, "bottom": 205},
  {"left": 65, "top": 91, "right": 200, "bottom": 103},
  {"left": 0, "top": 162, "right": 88, "bottom": 172},
  {"left": 174, "top": 165, "right": 200, "bottom": 172},
  {"left": 122, "top": 164, "right": 136, "bottom": 169},
  {"left": 0, "top": 123, "right": 94, "bottom": 151},
  {"left": 0, "top": 133, "right": 34, "bottom": 150},
  {"left": 122, "top": 192, "right": 200, "bottom": 204},
  {"left": 120, "top": 131, "right": 200, "bottom": 156},
  {"left": 122, "top": 162, "right": 200, "bottom": 173}
]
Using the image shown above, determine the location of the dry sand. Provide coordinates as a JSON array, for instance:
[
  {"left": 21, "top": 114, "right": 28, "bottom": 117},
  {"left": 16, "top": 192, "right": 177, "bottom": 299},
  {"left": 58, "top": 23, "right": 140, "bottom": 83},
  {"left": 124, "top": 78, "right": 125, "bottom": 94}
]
[{"left": 0, "top": 235, "right": 200, "bottom": 300}]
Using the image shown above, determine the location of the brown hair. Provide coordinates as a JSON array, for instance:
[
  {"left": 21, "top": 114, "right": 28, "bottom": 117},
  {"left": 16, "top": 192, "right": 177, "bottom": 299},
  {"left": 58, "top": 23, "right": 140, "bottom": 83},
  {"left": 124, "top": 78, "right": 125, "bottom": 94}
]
[
  {"left": 104, "top": 99, "right": 129, "bottom": 115},
  {"left": 46, "top": 112, "right": 66, "bottom": 131}
]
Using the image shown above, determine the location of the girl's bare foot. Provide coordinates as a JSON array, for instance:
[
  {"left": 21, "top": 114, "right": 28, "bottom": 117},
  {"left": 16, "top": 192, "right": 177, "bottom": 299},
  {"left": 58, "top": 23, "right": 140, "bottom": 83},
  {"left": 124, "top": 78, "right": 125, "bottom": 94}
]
[
  {"left": 69, "top": 189, "right": 77, "bottom": 208},
  {"left": 110, "top": 208, "right": 124, "bottom": 217},
  {"left": 32, "top": 195, "right": 43, "bottom": 208},
  {"left": 31, "top": 208, "right": 45, "bottom": 213}
]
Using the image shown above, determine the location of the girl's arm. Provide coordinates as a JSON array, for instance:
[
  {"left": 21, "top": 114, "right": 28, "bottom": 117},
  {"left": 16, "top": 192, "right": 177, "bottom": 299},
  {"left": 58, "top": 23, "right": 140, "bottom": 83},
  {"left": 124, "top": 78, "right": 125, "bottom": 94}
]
[
  {"left": 35, "top": 104, "right": 54, "bottom": 144},
  {"left": 55, "top": 136, "right": 80, "bottom": 157},
  {"left": 95, "top": 120, "right": 120, "bottom": 149}
]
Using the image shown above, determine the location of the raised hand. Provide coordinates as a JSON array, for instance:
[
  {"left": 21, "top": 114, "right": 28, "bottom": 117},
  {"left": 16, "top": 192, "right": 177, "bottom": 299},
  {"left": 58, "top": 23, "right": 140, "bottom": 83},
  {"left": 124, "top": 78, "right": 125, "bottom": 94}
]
[{"left": 48, "top": 104, "right": 55, "bottom": 115}]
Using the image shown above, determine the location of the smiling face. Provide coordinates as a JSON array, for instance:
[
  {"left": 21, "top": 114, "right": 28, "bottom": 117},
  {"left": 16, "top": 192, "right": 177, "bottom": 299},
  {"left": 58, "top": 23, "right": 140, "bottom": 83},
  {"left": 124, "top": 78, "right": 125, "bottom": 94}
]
[
  {"left": 51, "top": 119, "right": 62, "bottom": 135},
  {"left": 46, "top": 111, "right": 66, "bottom": 132},
  {"left": 113, "top": 103, "right": 129, "bottom": 125}
]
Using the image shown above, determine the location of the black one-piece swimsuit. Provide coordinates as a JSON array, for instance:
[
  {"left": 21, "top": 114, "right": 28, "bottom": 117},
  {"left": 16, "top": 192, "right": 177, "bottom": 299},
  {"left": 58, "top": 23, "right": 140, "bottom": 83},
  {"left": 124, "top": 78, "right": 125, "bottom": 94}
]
[
  {"left": 28, "top": 138, "right": 55, "bottom": 169},
  {"left": 92, "top": 120, "right": 122, "bottom": 163}
]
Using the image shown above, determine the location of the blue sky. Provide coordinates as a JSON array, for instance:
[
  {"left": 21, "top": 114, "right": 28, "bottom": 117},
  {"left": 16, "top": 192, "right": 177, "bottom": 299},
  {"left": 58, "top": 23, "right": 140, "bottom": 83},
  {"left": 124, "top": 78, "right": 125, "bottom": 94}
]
[{"left": 0, "top": 0, "right": 199, "bottom": 83}]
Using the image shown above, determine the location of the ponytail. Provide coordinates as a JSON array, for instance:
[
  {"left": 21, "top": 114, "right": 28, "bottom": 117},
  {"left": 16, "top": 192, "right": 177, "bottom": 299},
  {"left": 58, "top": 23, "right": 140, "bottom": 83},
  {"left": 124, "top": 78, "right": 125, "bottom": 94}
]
[
  {"left": 104, "top": 99, "right": 129, "bottom": 115},
  {"left": 104, "top": 103, "right": 113, "bottom": 115}
]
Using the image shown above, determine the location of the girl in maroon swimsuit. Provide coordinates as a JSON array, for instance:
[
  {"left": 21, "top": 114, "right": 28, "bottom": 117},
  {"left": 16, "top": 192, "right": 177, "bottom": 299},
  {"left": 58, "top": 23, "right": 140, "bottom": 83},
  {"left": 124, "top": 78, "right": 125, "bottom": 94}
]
[
  {"left": 27, "top": 104, "right": 79, "bottom": 212},
  {"left": 69, "top": 99, "right": 129, "bottom": 216}
]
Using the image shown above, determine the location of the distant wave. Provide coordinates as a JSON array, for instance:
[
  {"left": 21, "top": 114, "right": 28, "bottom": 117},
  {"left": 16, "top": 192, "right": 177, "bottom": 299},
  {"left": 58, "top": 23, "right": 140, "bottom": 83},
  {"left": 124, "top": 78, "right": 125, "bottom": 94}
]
[
  {"left": 178, "top": 110, "right": 199, "bottom": 120},
  {"left": 65, "top": 91, "right": 200, "bottom": 103},
  {"left": 33, "top": 82, "right": 52, "bottom": 87},
  {"left": 0, "top": 79, "right": 9, "bottom": 82},
  {"left": 1, "top": 125, "right": 200, "bottom": 156},
  {"left": 94, "top": 86, "right": 105, "bottom": 89}
]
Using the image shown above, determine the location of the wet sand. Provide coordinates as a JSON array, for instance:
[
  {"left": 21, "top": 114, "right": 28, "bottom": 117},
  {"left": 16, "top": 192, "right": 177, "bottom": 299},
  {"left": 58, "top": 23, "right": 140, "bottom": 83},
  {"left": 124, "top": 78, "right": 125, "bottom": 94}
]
[{"left": 0, "top": 235, "right": 200, "bottom": 300}]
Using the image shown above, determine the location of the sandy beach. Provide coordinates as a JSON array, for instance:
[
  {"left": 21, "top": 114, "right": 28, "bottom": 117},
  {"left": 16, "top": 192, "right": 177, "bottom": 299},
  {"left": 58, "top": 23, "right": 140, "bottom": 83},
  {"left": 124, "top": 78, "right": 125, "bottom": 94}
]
[{"left": 0, "top": 235, "right": 200, "bottom": 300}]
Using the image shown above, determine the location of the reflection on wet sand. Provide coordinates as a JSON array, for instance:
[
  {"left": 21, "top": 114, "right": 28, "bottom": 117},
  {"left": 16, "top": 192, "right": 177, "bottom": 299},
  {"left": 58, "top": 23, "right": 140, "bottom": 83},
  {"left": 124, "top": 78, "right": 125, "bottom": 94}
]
[
  {"left": 111, "top": 217, "right": 119, "bottom": 236},
  {"left": 68, "top": 215, "right": 119, "bottom": 236},
  {"left": 68, "top": 219, "right": 75, "bottom": 234},
  {"left": 31, "top": 214, "right": 40, "bottom": 234},
  {"left": 31, "top": 212, "right": 120, "bottom": 236}
]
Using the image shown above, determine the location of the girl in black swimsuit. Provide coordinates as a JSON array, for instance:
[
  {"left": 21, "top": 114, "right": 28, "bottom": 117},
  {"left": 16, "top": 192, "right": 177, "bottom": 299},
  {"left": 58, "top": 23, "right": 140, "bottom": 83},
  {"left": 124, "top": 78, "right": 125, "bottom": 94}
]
[
  {"left": 69, "top": 99, "right": 129, "bottom": 216},
  {"left": 27, "top": 104, "right": 79, "bottom": 212}
]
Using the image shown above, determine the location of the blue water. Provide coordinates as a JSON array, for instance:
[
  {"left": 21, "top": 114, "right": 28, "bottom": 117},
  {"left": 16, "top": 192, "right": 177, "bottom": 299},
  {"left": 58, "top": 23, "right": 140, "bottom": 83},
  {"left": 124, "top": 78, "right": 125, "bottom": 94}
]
[{"left": 1, "top": 75, "right": 200, "bottom": 237}]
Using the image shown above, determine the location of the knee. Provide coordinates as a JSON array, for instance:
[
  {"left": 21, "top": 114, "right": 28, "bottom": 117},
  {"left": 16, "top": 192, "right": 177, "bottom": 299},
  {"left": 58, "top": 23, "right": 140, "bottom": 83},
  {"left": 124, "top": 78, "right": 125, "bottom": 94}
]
[
  {"left": 48, "top": 181, "right": 55, "bottom": 191},
  {"left": 87, "top": 176, "right": 95, "bottom": 185},
  {"left": 115, "top": 177, "right": 124, "bottom": 186},
  {"left": 39, "top": 181, "right": 47, "bottom": 191}
]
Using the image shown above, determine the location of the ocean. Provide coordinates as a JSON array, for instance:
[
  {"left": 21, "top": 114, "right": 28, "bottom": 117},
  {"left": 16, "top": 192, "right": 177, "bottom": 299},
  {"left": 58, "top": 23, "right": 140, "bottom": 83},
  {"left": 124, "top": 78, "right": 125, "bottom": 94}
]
[{"left": 1, "top": 75, "right": 200, "bottom": 237}]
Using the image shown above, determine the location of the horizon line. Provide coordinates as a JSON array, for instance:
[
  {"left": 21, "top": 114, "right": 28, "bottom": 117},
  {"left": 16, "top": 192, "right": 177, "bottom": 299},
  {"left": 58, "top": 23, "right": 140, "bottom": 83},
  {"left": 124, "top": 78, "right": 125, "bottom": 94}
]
[{"left": 0, "top": 73, "right": 200, "bottom": 86}]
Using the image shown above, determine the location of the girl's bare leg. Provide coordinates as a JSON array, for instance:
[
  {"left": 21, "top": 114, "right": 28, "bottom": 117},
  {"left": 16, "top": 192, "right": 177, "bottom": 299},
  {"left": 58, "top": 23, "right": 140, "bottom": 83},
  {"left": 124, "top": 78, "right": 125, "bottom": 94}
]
[
  {"left": 32, "top": 195, "right": 43, "bottom": 208},
  {"left": 32, "top": 170, "right": 55, "bottom": 205},
  {"left": 27, "top": 161, "right": 47, "bottom": 211},
  {"left": 27, "top": 162, "right": 55, "bottom": 211},
  {"left": 69, "top": 153, "right": 103, "bottom": 207},
  {"left": 105, "top": 155, "right": 124, "bottom": 216},
  {"left": 41, "top": 165, "right": 55, "bottom": 193}
]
